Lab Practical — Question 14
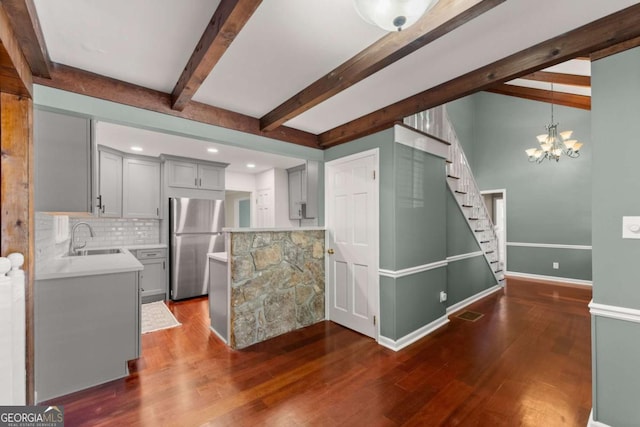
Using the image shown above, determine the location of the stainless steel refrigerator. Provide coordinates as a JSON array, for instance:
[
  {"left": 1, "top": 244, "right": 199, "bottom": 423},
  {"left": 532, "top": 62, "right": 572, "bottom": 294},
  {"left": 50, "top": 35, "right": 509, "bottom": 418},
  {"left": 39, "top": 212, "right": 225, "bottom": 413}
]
[{"left": 169, "top": 198, "right": 225, "bottom": 300}]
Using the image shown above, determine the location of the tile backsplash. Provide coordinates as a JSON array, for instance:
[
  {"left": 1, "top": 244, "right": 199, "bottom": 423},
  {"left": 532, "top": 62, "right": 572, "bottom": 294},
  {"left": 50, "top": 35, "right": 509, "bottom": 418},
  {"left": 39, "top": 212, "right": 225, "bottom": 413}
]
[{"left": 36, "top": 212, "right": 160, "bottom": 264}]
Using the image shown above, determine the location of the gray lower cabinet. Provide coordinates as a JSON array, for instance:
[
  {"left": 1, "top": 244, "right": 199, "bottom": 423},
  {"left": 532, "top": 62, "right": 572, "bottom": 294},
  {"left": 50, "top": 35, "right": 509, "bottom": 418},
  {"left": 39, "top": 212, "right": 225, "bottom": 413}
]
[
  {"left": 35, "top": 271, "right": 140, "bottom": 402},
  {"left": 209, "top": 256, "right": 228, "bottom": 342},
  {"left": 135, "top": 248, "right": 167, "bottom": 303},
  {"left": 34, "top": 109, "right": 92, "bottom": 213}
]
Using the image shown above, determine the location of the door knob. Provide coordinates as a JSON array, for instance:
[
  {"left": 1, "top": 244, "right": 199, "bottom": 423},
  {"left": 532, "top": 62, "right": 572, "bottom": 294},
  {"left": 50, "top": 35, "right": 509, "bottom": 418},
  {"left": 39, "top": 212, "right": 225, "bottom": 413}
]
[{"left": 327, "top": 249, "right": 335, "bottom": 255}]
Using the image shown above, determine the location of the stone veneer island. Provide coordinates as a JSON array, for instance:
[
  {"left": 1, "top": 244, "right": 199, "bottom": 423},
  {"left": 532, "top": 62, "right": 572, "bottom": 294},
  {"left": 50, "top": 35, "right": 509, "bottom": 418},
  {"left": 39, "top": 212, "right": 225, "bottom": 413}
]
[{"left": 228, "top": 228, "right": 325, "bottom": 349}]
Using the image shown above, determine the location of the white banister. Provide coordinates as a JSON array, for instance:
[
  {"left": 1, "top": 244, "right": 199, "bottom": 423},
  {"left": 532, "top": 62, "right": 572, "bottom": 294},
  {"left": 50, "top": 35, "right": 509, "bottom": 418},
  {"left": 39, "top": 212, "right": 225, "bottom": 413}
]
[
  {"left": 0, "top": 253, "right": 26, "bottom": 405},
  {"left": 404, "top": 107, "right": 505, "bottom": 285}
]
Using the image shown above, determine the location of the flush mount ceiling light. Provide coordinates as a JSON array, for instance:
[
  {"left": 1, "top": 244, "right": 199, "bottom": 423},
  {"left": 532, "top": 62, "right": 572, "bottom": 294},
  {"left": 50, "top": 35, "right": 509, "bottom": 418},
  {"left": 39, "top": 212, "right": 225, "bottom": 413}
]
[
  {"left": 246, "top": 163, "right": 256, "bottom": 168},
  {"left": 354, "top": 0, "right": 439, "bottom": 32},
  {"left": 525, "top": 84, "right": 584, "bottom": 164},
  {"left": 207, "top": 148, "right": 219, "bottom": 153},
  {"left": 131, "top": 146, "right": 143, "bottom": 152}
]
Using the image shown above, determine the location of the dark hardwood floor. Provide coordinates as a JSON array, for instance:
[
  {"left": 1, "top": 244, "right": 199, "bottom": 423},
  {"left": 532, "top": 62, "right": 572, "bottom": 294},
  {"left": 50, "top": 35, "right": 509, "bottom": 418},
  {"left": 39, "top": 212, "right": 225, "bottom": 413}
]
[{"left": 45, "top": 278, "right": 592, "bottom": 426}]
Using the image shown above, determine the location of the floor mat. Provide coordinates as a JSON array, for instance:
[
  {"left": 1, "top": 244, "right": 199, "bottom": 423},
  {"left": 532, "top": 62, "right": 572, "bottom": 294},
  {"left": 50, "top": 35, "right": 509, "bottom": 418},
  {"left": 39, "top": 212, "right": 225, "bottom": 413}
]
[{"left": 141, "top": 301, "right": 181, "bottom": 334}]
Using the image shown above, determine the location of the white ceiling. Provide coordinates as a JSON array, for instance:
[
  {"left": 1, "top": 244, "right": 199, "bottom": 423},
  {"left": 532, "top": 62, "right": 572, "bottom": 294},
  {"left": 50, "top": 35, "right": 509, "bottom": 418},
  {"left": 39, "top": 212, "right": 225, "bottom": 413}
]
[
  {"left": 33, "top": 0, "right": 637, "bottom": 137},
  {"left": 95, "top": 121, "right": 304, "bottom": 174}
]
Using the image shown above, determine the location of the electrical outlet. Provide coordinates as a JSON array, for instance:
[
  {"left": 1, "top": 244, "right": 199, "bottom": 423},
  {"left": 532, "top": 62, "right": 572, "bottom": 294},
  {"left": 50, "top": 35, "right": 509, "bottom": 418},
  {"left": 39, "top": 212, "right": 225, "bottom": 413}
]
[
  {"left": 440, "top": 291, "right": 447, "bottom": 302},
  {"left": 553, "top": 262, "right": 559, "bottom": 269}
]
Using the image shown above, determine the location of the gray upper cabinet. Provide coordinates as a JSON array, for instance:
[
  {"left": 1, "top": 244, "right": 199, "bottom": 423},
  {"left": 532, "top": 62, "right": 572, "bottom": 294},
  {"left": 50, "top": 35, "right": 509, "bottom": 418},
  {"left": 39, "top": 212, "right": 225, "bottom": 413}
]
[
  {"left": 123, "top": 158, "right": 161, "bottom": 219},
  {"left": 167, "top": 160, "right": 198, "bottom": 189},
  {"left": 287, "top": 161, "right": 319, "bottom": 219},
  {"left": 34, "top": 109, "right": 92, "bottom": 212},
  {"left": 98, "top": 149, "right": 123, "bottom": 217},
  {"left": 198, "top": 163, "right": 225, "bottom": 190},
  {"left": 165, "top": 157, "right": 227, "bottom": 190}
]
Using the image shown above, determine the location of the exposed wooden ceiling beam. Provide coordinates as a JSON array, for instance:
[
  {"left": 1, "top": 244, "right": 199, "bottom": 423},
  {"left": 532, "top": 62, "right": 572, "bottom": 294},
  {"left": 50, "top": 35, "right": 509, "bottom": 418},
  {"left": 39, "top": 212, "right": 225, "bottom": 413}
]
[
  {"left": 319, "top": 3, "right": 640, "bottom": 148},
  {"left": 486, "top": 84, "right": 590, "bottom": 110},
  {"left": 0, "top": 2, "right": 32, "bottom": 97},
  {"left": 171, "top": 0, "right": 262, "bottom": 111},
  {"left": 259, "top": 0, "right": 505, "bottom": 132},
  {"left": 591, "top": 35, "right": 640, "bottom": 61},
  {"left": 35, "top": 63, "right": 320, "bottom": 149},
  {"left": 521, "top": 71, "right": 590, "bottom": 87},
  {"left": 0, "top": 0, "right": 50, "bottom": 78}
]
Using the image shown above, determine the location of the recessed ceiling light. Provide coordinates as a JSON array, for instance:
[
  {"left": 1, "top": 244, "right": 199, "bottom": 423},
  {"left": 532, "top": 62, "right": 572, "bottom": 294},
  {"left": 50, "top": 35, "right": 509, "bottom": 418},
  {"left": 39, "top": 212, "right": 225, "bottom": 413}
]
[
  {"left": 246, "top": 163, "right": 256, "bottom": 168},
  {"left": 207, "top": 148, "right": 219, "bottom": 153},
  {"left": 131, "top": 146, "right": 143, "bottom": 152}
]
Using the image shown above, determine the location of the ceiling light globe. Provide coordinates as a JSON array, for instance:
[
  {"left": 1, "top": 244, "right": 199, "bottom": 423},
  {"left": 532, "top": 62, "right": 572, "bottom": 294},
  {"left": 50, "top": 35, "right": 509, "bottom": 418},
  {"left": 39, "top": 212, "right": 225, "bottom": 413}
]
[{"left": 354, "top": 0, "right": 439, "bottom": 31}]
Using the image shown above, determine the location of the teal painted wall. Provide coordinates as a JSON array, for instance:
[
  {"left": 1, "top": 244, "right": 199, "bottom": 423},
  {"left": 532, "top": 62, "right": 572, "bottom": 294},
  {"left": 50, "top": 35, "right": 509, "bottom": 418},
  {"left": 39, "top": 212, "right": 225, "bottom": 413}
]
[
  {"left": 591, "top": 47, "right": 640, "bottom": 425},
  {"left": 446, "top": 191, "right": 480, "bottom": 257},
  {"left": 507, "top": 246, "right": 591, "bottom": 280},
  {"left": 446, "top": 256, "right": 496, "bottom": 307},
  {"left": 446, "top": 96, "right": 477, "bottom": 169},
  {"left": 448, "top": 92, "right": 592, "bottom": 281},
  {"left": 446, "top": 190, "right": 496, "bottom": 307},
  {"left": 238, "top": 199, "right": 250, "bottom": 227},
  {"left": 380, "top": 276, "right": 396, "bottom": 338},
  {"left": 394, "top": 143, "right": 447, "bottom": 269},
  {"left": 394, "top": 268, "right": 447, "bottom": 339}
]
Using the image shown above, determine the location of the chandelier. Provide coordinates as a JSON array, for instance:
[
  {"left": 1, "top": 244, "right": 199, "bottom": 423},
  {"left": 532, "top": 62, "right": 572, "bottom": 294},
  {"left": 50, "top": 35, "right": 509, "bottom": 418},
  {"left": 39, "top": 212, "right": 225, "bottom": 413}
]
[
  {"left": 525, "top": 84, "right": 583, "bottom": 163},
  {"left": 353, "top": 0, "right": 440, "bottom": 32}
]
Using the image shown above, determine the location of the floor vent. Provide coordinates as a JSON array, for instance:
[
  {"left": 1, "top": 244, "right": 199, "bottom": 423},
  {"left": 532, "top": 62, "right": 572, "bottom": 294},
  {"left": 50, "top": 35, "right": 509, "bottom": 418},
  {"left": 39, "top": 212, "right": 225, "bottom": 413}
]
[{"left": 456, "top": 310, "right": 484, "bottom": 322}]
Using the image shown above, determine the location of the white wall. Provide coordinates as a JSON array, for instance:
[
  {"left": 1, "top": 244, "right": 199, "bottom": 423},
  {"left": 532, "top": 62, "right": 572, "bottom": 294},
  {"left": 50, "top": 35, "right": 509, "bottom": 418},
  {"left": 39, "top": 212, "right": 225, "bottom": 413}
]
[{"left": 225, "top": 171, "right": 255, "bottom": 192}]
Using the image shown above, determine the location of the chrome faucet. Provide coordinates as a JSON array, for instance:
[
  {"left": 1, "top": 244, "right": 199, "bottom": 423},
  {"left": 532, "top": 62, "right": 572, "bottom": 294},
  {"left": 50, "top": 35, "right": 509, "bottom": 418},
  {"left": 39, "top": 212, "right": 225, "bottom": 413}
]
[{"left": 69, "top": 222, "right": 95, "bottom": 255}]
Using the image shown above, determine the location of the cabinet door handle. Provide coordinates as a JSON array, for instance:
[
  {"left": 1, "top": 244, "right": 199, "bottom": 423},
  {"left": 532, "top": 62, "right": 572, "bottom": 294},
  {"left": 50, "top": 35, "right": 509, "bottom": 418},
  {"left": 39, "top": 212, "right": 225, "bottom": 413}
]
[
  {"left": 157, "top": 207, "right": 159, "bottom": 216},
  {"left": 195, "top": 177, "right": 198, "bottom": 186},
  {"left": 96, "top": 195, "right": 103, "bottom": 210},
  {"left": 163, "top": 261, "right": 165, "bottom": 270},
  {"left": 102, "top": 204, "right": 105, "bottom": 214},
  {"left": 199, "top": 178, "right": 202, "bottom": 187}
]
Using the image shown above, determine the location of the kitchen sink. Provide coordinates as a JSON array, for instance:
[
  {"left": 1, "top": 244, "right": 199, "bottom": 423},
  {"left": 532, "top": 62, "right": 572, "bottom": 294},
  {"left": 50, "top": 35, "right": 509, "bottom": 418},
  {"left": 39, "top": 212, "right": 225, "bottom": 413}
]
[{"left": 67, "top": 248, "right": 124, "bottom": 257}]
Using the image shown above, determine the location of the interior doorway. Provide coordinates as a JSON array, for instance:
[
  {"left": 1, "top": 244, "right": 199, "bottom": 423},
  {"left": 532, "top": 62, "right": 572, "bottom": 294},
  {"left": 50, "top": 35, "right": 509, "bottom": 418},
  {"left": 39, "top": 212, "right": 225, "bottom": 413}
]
[
  {"left": 225, "top": 191, "right": 252, "bottom": 228},
  {"left": 481, "top": 189, "right": 507, "bottom": 272}
]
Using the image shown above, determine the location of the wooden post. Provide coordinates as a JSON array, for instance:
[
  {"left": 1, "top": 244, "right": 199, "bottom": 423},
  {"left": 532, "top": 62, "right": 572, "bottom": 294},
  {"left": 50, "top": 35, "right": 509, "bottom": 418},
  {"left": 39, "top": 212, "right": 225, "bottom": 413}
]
[{"left": 0, "top": 92, "right": 34, "bottom": 404}]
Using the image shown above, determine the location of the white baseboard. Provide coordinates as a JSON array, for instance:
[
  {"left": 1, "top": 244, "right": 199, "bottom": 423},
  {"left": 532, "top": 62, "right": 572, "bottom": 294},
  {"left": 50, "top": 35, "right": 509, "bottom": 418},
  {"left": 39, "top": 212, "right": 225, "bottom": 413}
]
[
  {"left": 506, "top": 271, "right": 592, "bottom": 287},
  {"left": 446, "top": 285, "right": 501, "bottom": 315},
  {"left": 588, "top": 409, "right": 611, "bottom": 427},
  {"left": 379, "top": 316, "right": 449, "bottom": 352},
  {"left": 209, "top": 326, "right": 227, "bottom": 344}
]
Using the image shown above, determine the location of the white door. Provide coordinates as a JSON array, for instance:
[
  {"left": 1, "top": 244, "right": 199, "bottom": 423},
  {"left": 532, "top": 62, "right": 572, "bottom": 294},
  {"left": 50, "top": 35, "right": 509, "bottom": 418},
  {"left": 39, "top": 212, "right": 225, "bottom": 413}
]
[
  {"left": 326, "top": 149, "right": 379, "bottom": 339},
  {"left": 256, "top": 188, "right": 273, "bottom": 228},
  {"left": 494, "top": 197, "right": 506, "bottom": 270}
]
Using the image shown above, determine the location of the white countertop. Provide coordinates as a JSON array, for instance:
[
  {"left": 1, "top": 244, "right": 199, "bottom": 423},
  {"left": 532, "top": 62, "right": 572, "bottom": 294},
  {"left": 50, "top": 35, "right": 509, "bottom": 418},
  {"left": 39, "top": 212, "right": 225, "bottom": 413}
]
[
  {"left": 36, "top": 248, "right": 143, "bottom": 281},
  {"left": 207, "top": 252, "right": 228, "bottom": 262},
  {"left": 222, "top": 227, "right": 325, "bottom": 233}
]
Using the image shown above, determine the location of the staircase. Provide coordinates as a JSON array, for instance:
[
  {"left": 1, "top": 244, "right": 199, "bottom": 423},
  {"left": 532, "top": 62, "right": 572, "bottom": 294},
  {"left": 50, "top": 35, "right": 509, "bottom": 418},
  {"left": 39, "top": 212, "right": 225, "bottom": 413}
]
[{"left": 404, "top": 106, "right": 505, "bottom": 285}]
